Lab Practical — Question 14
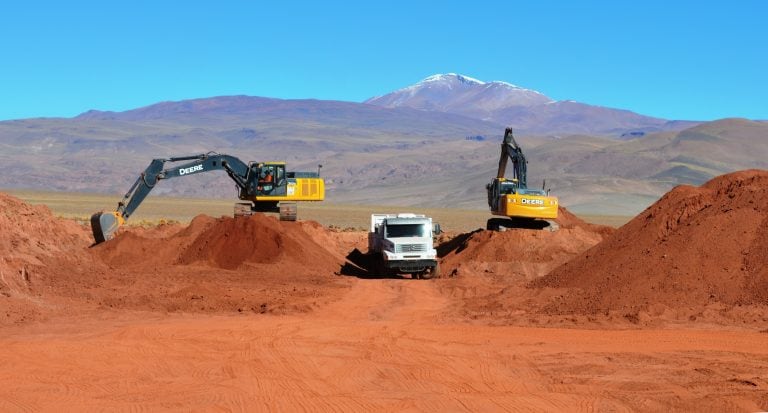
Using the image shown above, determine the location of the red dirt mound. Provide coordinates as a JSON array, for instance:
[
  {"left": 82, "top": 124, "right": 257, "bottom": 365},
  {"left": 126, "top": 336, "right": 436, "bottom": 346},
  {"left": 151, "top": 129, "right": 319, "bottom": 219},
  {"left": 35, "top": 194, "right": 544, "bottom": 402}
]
[
  {"left": 97, "top": 213, "right": 342, "bottom": 274},
  {"left": 0, "top": 193, "right": 91, "bottom": 323},
  {"left": 440, "top": 207, "right": 613, "bottom": 279},
  {"left": 535, "top": 169, "right": 768, "bottom": 315},
  {"left": 16, "top": 213, "right": 353, "bottom": 321},
  {"left": 0, "top": 196, "right": 351, "bottom": 324},
  {"left": 555, "top": 206, "right": 615, "bottom": 237},
  {"left": 441, "top": 227, "right": 606, "bottom": 279},
  {"left": 178, "top": 214, "right": 341, "bottom": 273},
  {"left": 0, "top": 193, "right": 90, "bottom": 266},
  {"left": 434, "top": 207, "right": 615, "bottom": 326},
  {"left": 293, "top": 220, "right": 368, "bottom": 263},
  {"left": 96, "top": 215, "right": 217, "bottom": 268}
]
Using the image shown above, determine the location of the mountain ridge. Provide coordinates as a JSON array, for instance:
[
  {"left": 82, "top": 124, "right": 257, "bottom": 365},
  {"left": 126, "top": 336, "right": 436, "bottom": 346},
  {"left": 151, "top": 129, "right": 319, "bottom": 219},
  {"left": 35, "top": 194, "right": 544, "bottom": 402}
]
[
  {"left": 0, "top": 79, "right": 765, "bottom": 216},
  {"left": 366, "top": 73, "right": 698, "bottom": 135}
]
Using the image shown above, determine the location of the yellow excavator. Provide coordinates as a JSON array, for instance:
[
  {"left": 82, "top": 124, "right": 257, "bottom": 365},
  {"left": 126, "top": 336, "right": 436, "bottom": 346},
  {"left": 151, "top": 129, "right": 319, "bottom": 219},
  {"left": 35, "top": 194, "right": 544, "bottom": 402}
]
[
  {"left": 90, "top": 152, "right": 324, "bottom": 244},
  {"left": 486, "top": 127, "right": 558, "bottom": 231}
]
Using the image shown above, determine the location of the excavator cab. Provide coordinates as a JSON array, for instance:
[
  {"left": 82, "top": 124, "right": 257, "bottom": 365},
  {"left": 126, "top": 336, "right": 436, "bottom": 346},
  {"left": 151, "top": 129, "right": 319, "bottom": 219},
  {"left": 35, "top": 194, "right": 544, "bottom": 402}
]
[
  {"left": 254, "top": 163, "right": 286, "bottom": 196},
  {"left": 499, "top": 180, "right": 517, "bottom": 195}
]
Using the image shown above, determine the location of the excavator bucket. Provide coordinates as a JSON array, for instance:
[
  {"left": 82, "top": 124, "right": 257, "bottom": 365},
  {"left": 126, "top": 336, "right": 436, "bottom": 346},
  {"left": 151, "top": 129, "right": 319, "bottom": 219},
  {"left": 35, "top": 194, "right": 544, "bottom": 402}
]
[{"left": 90, "top": 211, "right": 123, "bottom": 244}]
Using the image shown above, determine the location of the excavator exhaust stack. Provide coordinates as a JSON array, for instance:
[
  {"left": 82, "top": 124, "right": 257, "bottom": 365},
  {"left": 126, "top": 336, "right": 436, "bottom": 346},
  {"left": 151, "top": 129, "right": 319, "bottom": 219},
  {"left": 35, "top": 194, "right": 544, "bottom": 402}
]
[{"left": 90, "top": 211, "right": 123, "bottom": 244}]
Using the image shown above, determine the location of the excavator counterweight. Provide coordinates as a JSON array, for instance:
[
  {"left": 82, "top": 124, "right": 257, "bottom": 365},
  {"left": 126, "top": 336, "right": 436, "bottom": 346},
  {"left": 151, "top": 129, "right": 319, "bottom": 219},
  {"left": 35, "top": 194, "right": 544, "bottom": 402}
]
[{"left": 90, "top": 152, "right": 324, "bottom": 244}]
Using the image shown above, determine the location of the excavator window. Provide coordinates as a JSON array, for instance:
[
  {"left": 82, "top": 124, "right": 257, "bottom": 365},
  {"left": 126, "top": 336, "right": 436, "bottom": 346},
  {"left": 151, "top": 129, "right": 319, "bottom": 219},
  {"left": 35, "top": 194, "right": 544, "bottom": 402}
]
[
  {"left": 255, "top": 164, "right": 287, "bottom": 195},
  {"left": 518, "top": 188, "right": 546, "bottom": 196},
  {"left": 500, "top": 181, "right": 516, "bottom": 195},
  {"left": 257, "top": 166, "right": 275, "bottom": 194}
]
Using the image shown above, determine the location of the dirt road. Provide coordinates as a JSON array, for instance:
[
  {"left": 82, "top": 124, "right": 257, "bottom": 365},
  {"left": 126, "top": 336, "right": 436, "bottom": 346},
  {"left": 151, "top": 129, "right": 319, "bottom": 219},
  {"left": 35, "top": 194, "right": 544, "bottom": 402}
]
[{"left": 1, "top": 278, "right": 766, "bottom": 412}]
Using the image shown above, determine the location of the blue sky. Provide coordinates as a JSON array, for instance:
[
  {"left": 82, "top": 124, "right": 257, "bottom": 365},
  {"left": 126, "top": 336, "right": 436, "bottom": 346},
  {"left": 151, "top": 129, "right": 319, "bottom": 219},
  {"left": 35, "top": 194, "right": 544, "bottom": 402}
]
[{"left": 1, "top": 1, "right": 765, "bottom": 121}]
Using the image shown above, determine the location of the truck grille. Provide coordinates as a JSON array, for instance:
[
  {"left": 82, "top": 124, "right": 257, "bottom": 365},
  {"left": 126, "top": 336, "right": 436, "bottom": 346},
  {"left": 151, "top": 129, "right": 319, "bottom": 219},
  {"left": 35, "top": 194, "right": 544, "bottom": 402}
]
[{"left": 396, "top": 244, "right": 427, "bottom": 253}]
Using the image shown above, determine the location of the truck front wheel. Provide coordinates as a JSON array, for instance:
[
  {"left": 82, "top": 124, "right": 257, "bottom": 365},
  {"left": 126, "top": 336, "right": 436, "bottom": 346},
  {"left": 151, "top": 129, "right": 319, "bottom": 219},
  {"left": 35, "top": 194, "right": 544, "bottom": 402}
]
[{"left": 420, "top": 262, "right": 440, "bottom": 280}]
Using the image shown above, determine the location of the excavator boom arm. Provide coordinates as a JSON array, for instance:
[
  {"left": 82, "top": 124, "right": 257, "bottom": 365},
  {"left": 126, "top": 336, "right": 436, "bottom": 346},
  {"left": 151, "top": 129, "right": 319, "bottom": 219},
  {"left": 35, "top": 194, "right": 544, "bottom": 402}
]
[
  {"left": 117, "top": 153, "right": 250, "bottom": 219},
  {"left": 91, "top": 153, "right": 251, "bottom": 243},
  {"left": 496, "top": 127, "right": 527, "bottom": 188}
]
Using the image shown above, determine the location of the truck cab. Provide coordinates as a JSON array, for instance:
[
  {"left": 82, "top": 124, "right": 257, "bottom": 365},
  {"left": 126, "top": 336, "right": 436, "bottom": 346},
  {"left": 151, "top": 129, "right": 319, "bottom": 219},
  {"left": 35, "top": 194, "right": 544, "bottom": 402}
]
[{"left": 368, "top": 213, "right": 440, "bottom": 279}]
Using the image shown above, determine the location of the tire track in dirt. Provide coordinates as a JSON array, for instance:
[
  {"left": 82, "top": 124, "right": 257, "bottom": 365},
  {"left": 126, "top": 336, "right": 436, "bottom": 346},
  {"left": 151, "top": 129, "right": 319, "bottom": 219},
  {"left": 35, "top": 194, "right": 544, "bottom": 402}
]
[
  {"left": 1, "top": 310, "right": 767, "bottom": 411},
  {"left": 321, "top": 278, "right": 449, "bottom": 324},
  {"left": 4, "top": 178, "right": 768, "bottom": 411}
]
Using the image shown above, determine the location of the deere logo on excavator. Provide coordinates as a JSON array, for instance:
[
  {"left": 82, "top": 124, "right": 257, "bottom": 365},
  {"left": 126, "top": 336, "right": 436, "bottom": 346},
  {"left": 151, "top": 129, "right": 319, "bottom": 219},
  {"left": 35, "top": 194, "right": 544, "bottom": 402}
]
[
  {"left": 179, "top": 165, "right": 204, "bottom": 175},
  {"left": 521, "top": 198, "right": 545, "bottom": 205}
]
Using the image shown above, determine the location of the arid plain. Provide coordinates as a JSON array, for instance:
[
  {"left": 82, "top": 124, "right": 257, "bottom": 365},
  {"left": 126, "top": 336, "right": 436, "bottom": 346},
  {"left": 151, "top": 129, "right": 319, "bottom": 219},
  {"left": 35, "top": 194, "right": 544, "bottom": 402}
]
[{"left": 2, "top": 171, "right": 767, "bottom": 412}]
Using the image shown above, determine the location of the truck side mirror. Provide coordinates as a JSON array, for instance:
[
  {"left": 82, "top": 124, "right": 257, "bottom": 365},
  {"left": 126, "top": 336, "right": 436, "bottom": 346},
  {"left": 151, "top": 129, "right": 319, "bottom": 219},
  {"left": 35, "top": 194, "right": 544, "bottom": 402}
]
[{"left": 433, "top": 223, "right": 442, "bottom": 235}]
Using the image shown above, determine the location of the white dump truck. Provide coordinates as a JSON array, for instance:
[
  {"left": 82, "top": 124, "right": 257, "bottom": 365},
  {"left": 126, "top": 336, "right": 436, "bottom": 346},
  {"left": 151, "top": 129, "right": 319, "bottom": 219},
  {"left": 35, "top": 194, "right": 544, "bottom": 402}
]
[{"left": 368, "top": 213, "right": 440, "bottom": 279}]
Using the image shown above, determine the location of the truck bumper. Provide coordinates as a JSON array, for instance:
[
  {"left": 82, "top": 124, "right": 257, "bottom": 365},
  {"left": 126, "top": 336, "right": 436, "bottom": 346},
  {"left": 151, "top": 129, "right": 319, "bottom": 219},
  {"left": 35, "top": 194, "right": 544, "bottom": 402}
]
[{"left": 385, "top": 259, "right": 437, "bottom": 273}]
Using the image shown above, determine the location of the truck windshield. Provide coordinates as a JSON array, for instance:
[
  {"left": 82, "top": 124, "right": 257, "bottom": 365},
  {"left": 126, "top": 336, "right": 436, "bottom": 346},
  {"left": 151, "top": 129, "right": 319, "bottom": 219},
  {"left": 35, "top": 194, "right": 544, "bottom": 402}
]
[{"left": 386, "top": 224, "right": 426, "bottom": 238}]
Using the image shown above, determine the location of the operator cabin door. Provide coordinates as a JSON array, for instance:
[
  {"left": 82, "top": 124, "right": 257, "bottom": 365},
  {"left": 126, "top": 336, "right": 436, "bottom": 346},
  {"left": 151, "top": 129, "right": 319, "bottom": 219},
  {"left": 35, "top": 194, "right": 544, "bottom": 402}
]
[
  {"left": 273, "top": 164, "right": 287, "bottom": 195},
  {"left": 260, "top": 164, "right": 287, "bottom": 196}
]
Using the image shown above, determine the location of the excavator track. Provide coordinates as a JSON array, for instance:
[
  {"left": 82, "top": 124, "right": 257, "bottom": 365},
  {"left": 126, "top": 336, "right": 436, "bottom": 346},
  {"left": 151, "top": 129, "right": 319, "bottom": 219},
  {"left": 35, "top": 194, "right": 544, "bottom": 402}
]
[{"left": 486, "top": 217, "right": 559, "bottom": 232}]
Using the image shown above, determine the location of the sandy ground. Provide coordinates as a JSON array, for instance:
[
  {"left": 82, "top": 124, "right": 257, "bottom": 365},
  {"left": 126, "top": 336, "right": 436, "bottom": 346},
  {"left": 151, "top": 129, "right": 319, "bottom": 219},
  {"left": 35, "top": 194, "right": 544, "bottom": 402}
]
[
  {"left": 2, "top": 171, "right": 768, "bottom": 412},
  {"left": 1, "top": 279, "right": 767, "bottom": 412}
]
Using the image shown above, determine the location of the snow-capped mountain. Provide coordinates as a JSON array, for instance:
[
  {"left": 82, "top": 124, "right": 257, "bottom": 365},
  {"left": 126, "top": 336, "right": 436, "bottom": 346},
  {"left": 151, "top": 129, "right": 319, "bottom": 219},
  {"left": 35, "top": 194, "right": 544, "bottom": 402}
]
[
  {"left": 366, "top": 73, "right": 691, "bottom": 135},
  {"left": 365, "top": 73, "right": 552, "bottom": 116}
]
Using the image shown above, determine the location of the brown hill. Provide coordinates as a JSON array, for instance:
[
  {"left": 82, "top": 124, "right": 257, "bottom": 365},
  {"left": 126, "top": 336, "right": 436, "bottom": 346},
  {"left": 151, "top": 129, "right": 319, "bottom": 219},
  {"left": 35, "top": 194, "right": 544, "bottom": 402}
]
[
  {"left": 1, "top": 99, "right": 766, "bottom": 216},
  {"left": 534, "top": 169, "right": 768, "bottom": 315}
]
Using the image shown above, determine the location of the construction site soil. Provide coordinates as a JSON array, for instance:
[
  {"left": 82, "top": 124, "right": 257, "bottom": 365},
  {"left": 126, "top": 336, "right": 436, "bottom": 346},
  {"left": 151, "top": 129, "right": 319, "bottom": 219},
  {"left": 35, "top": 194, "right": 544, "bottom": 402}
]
[
  {"left": 1, "top": 170, "right": 767, "bottom": 411},
  {"left": 535, "top": 169, "right": 768, "bottom": 325}
]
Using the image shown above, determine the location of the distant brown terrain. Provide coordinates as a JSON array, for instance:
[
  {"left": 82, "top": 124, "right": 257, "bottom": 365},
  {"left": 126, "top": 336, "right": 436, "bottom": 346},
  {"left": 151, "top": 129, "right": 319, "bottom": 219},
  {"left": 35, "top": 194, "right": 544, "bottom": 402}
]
[
  {"left": 2, "top": 97, "right": 767, "bottom": 217},
  {"left": 2, "top": 75, "right": 768, "bottom": 217}
]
